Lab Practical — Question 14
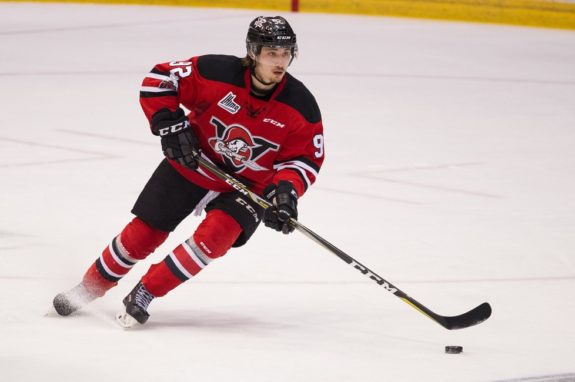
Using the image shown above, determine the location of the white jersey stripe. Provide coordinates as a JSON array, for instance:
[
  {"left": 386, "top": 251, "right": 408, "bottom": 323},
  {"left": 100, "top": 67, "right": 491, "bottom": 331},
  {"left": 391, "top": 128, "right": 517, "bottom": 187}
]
[
  {"left": 273, "top": 160, "right": 319, "bottom": 178},
  {"left": 168, "top": 252, "right": 194, "bottom": 279},
  {"left": 145, "top": 73, "right": 172, "bottom": 82},
  {"left": 274, "top": 164, "right": 312, "bottom": 189},
  {"left": 140, "top": 86, "right": 176, "bottom": 93}
]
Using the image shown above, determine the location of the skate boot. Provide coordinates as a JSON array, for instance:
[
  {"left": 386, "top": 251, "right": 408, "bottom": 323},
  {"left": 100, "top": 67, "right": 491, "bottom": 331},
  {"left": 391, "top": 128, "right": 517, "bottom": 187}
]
[
  {"left": 115, "top": 281, "right": 155, "bottom": 328},
  {"left": 53, "top": 282, "right": 97, "bottom": 316}
]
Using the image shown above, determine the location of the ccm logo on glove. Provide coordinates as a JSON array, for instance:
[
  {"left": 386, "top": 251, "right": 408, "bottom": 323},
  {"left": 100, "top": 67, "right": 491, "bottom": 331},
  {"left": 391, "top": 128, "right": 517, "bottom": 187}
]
[
  {"left": 157, "top": 120, "right": 189, "bottom": 136},
  {"left": 150, "top": 108, "right": 199, "bottom": 169}
]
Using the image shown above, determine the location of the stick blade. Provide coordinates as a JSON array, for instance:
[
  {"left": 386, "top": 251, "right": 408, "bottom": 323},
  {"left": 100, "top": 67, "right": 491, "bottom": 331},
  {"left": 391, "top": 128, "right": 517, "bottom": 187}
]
[{"left": 439, "top": 302, "right": 492, "bottom": 330}]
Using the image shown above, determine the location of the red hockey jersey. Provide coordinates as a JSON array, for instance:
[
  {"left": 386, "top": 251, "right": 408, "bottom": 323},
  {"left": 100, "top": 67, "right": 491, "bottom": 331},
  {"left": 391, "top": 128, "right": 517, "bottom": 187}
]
[{"left": 139, "top": 55, "right": 325, "bottom": 197}]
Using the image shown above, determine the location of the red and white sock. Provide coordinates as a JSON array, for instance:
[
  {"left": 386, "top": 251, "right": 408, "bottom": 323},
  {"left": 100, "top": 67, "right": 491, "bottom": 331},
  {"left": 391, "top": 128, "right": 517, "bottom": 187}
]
[
  {"left": 83, "top": 218, "right": 168, "bottom": 296},
  {"left": 142, "top": 210, "right": 242, "bottom": 297}
]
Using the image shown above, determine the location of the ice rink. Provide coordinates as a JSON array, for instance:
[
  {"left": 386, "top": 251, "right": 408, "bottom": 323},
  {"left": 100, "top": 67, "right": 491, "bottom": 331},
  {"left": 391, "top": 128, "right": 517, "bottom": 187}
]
[{"left": 1, "top": 3, "right": 575, "bottom": 381}]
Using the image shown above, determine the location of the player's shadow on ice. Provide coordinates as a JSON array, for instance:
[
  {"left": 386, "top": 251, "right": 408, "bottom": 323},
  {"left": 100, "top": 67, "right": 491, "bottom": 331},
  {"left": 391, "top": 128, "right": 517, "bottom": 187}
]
[{"left": 141, "top": 309, "right": 295, "bottom": 333}]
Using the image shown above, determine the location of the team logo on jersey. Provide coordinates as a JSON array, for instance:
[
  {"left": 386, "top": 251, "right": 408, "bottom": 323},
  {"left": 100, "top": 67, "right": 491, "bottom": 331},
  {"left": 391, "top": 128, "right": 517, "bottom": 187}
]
[
  {"left": 208, "top": 117, "right": 279, "bottom": 172},
  {"left": 158, "top": 74, "right": 178, "bottom": 91},
  {"left": 217, "top": 92, "right": 241, "bottom": 114}
]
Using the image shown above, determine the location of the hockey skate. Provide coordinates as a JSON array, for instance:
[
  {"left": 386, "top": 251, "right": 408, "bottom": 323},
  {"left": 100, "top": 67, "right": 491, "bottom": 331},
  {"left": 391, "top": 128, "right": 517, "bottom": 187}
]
[
  {"left": 53, "top": 282, "right": 97, "bottom": 316},
  {"left": 115, "top": 281, "right": 155, "bottom": 328}
]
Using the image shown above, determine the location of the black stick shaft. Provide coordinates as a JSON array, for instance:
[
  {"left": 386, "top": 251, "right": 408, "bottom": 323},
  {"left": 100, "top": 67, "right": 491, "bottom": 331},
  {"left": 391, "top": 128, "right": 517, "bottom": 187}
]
[{"left": 194, "top": 155, "right": 491, "bottom": 330}]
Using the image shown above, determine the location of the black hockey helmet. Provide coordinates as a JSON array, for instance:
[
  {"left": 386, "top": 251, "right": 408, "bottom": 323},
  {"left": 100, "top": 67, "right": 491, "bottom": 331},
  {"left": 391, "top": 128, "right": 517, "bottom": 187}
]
[{"left": 246, "top": 16, "right": 298, "bottom": 63}]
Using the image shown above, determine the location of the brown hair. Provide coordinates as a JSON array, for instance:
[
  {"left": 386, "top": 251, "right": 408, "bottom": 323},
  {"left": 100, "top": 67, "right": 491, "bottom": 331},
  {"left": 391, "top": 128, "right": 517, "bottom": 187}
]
[{"left": 241, "top": 55, "right": 253, "bottom": 68}]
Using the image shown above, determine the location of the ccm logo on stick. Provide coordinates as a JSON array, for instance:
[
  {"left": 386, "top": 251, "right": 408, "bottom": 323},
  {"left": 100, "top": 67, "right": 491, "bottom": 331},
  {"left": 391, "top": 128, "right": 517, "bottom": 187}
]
[
  {"left": 225, "top": 179, "right": 249, "bottom": 196},
  {"left": 352, "top": 260, "right": 398, "bottom": 293}
]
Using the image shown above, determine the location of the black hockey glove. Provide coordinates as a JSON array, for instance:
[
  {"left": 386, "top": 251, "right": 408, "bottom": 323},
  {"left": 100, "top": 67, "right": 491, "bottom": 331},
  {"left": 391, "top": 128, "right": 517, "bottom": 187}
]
[
  {"left": 151, "top": 108, "right": 199, "bottom": 169},
  {"left": 263, "top": 181, "right": 298, "bottom": 234}
]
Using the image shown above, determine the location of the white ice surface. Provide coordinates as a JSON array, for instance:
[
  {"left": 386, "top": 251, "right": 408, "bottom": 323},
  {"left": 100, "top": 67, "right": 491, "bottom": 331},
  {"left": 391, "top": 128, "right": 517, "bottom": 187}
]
[{"left": 1, "top": 3, "right": 575, "bottom": 381}]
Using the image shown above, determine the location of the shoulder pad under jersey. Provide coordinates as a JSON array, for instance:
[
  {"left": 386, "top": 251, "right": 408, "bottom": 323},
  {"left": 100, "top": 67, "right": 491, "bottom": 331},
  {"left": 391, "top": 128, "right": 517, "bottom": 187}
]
[
  {"left": 276, "top": 73, "right": 322, "bottom": 124},
  {"left": 196, "top": 55, "right": 246, "bottom": 88}
]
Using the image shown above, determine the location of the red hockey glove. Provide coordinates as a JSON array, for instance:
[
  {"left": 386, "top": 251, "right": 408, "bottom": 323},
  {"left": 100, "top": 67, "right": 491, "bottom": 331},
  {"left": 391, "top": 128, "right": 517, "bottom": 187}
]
[
  {"left": 263, "top": 181, "right": 298, "bottom": 234},
  {"left": 151, "top": 108, "right": 199, "bottom": 169}
]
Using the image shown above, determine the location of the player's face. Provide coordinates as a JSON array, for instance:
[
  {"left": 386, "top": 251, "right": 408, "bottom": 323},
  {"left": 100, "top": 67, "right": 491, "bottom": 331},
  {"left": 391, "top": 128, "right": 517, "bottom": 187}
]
[{"left": 254, "top": 46, "right": 292, "bottom": 84}]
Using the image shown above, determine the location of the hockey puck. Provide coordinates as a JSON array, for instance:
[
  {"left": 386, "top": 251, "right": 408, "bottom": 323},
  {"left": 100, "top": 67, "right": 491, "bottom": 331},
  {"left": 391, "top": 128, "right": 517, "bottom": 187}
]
[{"left": 445, "top": 346, "right": 463, "bottom": 354}]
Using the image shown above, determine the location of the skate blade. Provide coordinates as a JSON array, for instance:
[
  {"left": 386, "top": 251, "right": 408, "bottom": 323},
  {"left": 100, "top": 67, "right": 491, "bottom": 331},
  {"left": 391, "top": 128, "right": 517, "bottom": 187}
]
[{"left": 115, "top": 311, "right": 139, "bottom": 329}]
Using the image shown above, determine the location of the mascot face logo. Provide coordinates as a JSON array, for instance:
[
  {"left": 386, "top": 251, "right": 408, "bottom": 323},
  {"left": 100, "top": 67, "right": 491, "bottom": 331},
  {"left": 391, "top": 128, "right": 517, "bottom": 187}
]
[{"left": 208, "top": 117, "right": 279, "bottom": 172}]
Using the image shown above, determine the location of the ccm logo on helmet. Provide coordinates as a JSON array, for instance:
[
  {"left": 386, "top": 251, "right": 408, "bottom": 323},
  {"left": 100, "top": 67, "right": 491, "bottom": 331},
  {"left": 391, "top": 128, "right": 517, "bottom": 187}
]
[{"left": 158, "top": 121, "right": 190, "bottom": 136}]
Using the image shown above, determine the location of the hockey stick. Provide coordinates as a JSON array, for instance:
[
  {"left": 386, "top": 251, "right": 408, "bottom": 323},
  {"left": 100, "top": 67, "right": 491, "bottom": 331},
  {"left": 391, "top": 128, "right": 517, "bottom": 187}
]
[{"left": 194, "top": 154, "right": 492, "bottom": 330}]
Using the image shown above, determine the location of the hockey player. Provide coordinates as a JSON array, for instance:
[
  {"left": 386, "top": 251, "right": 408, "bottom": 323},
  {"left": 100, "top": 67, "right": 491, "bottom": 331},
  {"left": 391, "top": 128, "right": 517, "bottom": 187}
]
[{"left": 53, "top": 15, "right": 325, "bottom": 327}]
